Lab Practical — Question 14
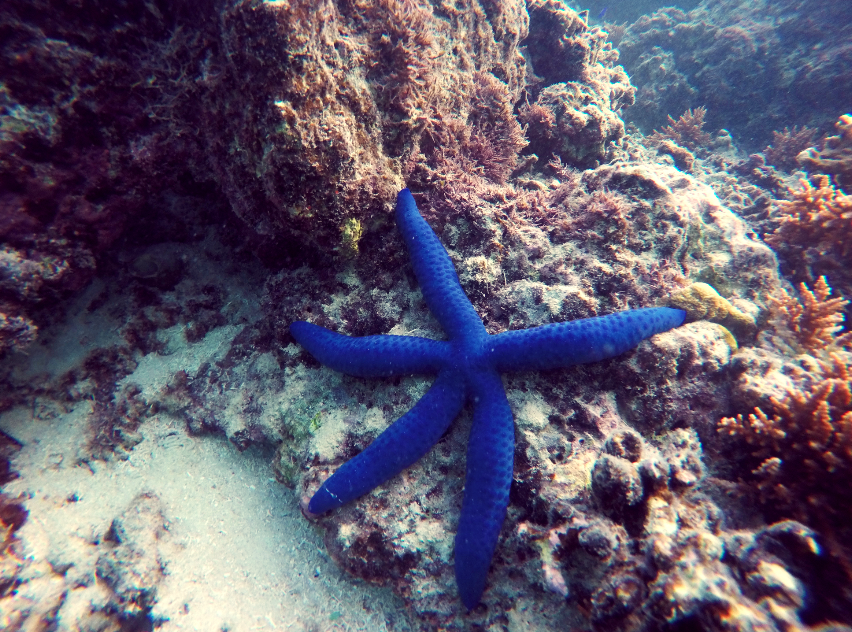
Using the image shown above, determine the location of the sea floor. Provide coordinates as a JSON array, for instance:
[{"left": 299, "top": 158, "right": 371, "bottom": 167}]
[{"left": 0, "top": 225, "right": 418, "bottom": 631}]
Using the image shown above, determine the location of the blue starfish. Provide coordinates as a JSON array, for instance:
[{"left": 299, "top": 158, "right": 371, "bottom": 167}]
[{"left": 290, "top": 189, "right": 685, "bottom": 609}]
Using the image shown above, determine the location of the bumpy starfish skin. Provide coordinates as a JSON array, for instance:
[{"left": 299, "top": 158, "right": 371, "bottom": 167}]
[{"left": 290, "top": 188, "right": 686, "bottom": 609}]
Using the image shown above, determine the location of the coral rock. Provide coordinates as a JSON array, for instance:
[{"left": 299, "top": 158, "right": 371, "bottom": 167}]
[
  {"left": 522, "top": 81, "right": 630, "bottom": 167},
  {"left": 655, "top": 139, "right": 695, "bottom": 172},
  {"left": 592, "top": 454, "right": 644, "bottom": 513},
  {"left": 0, "top": 311, "right": 37, "bottom": 355},
  {"left": 203, "top": 0, "right": 532, "bottom": 256},
  {"left": 95, "top": 492, "right": 168, "bottom": 614}
]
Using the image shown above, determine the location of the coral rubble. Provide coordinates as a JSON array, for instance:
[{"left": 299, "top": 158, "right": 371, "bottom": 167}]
[{"left": 0, "top": 487, "right": 165, "bottom": 630}]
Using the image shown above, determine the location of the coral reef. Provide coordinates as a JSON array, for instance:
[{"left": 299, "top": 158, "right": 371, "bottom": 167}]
[
  {"left": 520, "top": 0, "right": 635, "bottom": 168},
  {"left": 522, "top": 429, "right": 829, "bottom": 631},
  {"left": 620, "top": 0, "right": 852, "bottom": 151},
  {"left": 718, "top": 349, "right": 852, "bottom": 624},
  {"left": 0, "top": 0, "right": 219, "bottom": 354},
  {"left": 719, "top": 353, "right": 851, "bottom": 513},
  {"left": 648, "top": 107, "right": 713, "bottom": 153},
  {"left": 764, "top": 125, "right": 820, "bottom": 172},
  {"left": 717, "top": 275, "right": 852, "bottom": 621},
  {"left": 798, "top": 114, "right": 852, "bottom": 190},
  {"left": 264, "top": 154, "right": 785, "bottom": 626},
  {"left": 767, "top": 277, "right": 852, "bottom": 355},
  {"left": 0, "top": 0, "right": 644, "bottom": 354},
  {"left": 293, "top": 189, "right": 685, "bottom": 609},
  {"left": 766, "top": 176, "right": 852, "bottom": 291},
  {"left": 4, "top": 0, "right": 852, "bottom": 628}
]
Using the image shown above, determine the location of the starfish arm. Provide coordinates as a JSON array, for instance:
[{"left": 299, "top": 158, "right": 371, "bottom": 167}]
[
  {"left": 396, "top": 189, "right": 486, "bottom": 340},
  {"left": 308, "top": 369, "right": 466, "bottom": 514},
  {"left": 290, "top": 321, "right": 450, "bottom": 377},
  {"left": 488, "top": 307, "right": 686, "bottom": 372},
  {"left": 454, "top": 368, "right": 514, "bottom": 610}
]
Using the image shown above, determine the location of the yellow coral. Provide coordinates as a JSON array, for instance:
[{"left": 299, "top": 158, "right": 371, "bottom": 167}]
[{"left": 669, "top": 282, "right": 755, "bottom": 336}]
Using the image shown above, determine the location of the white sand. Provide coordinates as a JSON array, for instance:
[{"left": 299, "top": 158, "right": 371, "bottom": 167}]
[
  {"left": 1, "top": 401, "right": 416, "bottom": 631},
  {"left": 0, "top": 231, "right": 419, "bottom": 630}
]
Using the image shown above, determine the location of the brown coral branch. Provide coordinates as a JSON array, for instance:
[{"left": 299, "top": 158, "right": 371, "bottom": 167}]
[
  {"left": 648, "top": 106, "right": 712, "bottom": 152},
  {"left": 766, "top": 175, "right": 852, "bottom": 264},
  {"left": 769, "top": 276, "right": 852, "bottom": 353},
  {"left": 719, "top": 353, "right": 852, "bottom": 516},
  {"left": 797, "top": 113, "right": 852, "bottom": 190},
  {"left": 763, "top": 125, "right": 819, "bottom": 172}
]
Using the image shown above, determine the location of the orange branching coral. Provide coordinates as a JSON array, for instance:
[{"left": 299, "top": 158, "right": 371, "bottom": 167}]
[
  {"left": 719, "top": 353, "right": 852, "bottom": 517},
  {"left": 766, "top": 175, "right": 852, "bottom": 263},
  {"left": 648, "top": 107, "right": 712, "bottom": 152},
  {"left": 763, "top": 125, "right": 819, "bottom": 172},
  {"left": 798, "top": 113, "right": 852, "bottom": 189},
  {"left": 769, "top": 276, "right": 852, "bottom": 353}
]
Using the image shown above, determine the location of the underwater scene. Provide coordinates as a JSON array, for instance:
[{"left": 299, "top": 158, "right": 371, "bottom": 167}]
[{"left": 1, "top": 0, "right": 852, "bottom": 630}]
